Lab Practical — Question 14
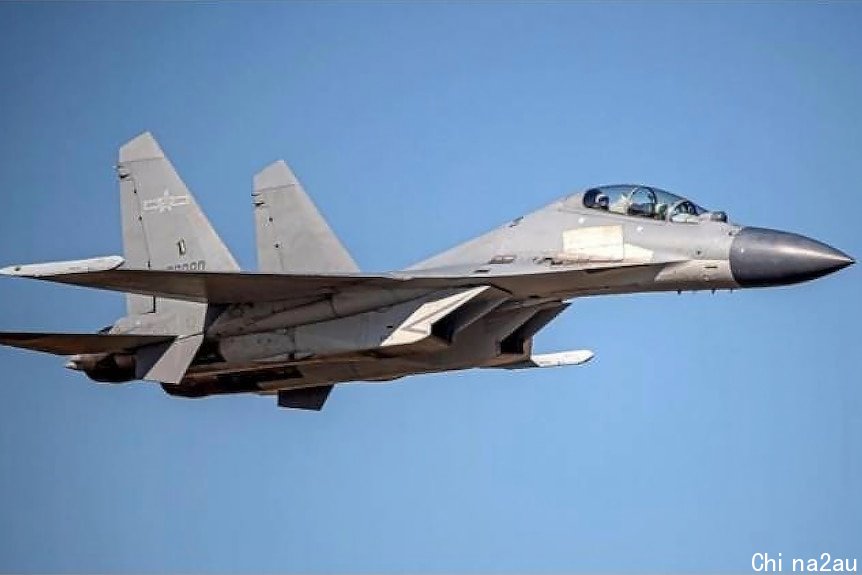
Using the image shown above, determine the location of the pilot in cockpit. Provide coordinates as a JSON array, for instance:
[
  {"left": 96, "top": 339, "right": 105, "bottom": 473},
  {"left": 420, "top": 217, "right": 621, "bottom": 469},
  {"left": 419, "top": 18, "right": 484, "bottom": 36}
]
[
  {"left": 670, "top": 200, "right": 700, "bottom": 223},
  {"left": 595, "top": 193, "right": 609, "bottom": 210}
]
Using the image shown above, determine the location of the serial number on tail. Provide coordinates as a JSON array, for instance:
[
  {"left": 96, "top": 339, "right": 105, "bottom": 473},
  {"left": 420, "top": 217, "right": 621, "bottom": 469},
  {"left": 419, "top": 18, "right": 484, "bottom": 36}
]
[{"left": 166, "top": 260, "right": 206, "bottom": 272}]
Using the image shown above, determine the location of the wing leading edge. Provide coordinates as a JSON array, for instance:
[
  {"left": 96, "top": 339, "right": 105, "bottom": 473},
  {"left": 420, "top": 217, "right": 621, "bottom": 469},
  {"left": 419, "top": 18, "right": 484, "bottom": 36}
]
[{"left": 0, "top": 256, "right": 662, "bottom": 305}]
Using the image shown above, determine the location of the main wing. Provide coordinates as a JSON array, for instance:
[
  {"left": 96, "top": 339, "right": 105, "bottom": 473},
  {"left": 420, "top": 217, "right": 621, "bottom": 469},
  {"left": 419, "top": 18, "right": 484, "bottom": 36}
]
[{"left": 0, "top": 256, "right": 660, "bottom": 305}]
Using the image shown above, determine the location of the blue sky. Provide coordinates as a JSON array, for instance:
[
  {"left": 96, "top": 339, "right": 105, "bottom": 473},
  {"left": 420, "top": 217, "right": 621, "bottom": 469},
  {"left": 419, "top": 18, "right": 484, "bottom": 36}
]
[{"left": 0, "top": 2, "right": 859, "bottom": 572}]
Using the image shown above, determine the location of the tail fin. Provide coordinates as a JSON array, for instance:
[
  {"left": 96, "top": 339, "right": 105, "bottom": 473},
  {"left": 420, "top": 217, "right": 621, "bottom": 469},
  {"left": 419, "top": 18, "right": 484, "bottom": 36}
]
[
  {"left": 253, "top": 160, "right": 358, "bottom": 273},
  {"left": 117, "top": 132, "right": 239, "bottom": 315}
]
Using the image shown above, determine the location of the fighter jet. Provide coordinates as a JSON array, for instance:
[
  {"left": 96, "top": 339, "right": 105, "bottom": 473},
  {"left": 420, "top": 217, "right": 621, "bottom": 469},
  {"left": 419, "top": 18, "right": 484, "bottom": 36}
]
[{"left": 0, "top": 133, "right": 854, "bottom": 410}]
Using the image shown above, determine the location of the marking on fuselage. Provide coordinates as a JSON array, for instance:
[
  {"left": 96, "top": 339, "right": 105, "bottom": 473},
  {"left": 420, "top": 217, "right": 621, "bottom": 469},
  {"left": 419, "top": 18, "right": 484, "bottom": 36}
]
[
  {"left": 562, "top": 225, "right": 625, "bottom": 261},
  {"left": 622, "top": 243, "right": 653, "bottom": 263},
  {"left": 562, "top": 225, "right": 654, "bottom": 263}
]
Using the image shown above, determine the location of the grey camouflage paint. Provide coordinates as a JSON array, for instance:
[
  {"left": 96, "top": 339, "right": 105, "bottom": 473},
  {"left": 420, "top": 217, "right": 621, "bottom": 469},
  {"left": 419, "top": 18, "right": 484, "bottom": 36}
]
[{"left": 0, "top": 133, "right": 853, "bottom": 410}]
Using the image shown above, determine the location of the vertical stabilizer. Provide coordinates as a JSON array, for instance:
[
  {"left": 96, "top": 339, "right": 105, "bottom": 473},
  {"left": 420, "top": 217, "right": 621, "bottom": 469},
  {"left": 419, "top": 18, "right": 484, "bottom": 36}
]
[
  {"left": 118, "top": 132, "right": 239, "bottom": 315},
  {"left": 115, "top": 132, "right": 233, "bottom": 382},
  {"left": 253, "top": 160, "right": 358, "bottom": 273}
]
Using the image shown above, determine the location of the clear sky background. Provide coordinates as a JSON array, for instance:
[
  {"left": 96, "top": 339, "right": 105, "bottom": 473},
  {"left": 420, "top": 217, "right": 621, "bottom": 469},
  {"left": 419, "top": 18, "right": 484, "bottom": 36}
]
[{"left": 0, "top": 2, "right": 859, "bottom": 573}]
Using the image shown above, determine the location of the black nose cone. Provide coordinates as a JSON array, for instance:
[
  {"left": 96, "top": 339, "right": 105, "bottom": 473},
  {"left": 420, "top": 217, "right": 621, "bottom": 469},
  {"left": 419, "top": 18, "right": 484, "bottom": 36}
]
[{"left": 730, "top": 227, "right": 854, "bottom": 288}]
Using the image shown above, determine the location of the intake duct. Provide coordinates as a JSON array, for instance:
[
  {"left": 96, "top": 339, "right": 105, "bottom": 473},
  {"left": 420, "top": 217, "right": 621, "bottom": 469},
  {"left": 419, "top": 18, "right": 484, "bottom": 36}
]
[{"left": 499, "top": 302, "right": 571, "bottom": 355}]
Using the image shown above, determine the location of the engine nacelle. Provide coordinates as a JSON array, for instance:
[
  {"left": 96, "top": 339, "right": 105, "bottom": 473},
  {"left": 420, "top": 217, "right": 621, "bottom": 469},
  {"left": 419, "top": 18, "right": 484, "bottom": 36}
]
[{"left": 66, "top": 353, "right": 136, "bottom": 383}]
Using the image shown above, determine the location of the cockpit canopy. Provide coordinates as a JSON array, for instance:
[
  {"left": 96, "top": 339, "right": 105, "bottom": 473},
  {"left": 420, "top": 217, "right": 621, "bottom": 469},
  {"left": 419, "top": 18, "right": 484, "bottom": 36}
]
[{"left": 582, "top": 185, "right": 721, "bottom": 223}]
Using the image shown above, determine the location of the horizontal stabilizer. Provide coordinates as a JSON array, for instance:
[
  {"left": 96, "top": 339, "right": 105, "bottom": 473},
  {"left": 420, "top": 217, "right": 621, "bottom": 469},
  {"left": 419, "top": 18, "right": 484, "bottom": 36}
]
[
  {"left": 0, "top": 332, "right": 174, "bottom": 356},
  {"left": 502, "top": 349, "right": 595, "bottom": 369},
  {"left": 277, "top": 385, "right": 333, "bottom": 411}
]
